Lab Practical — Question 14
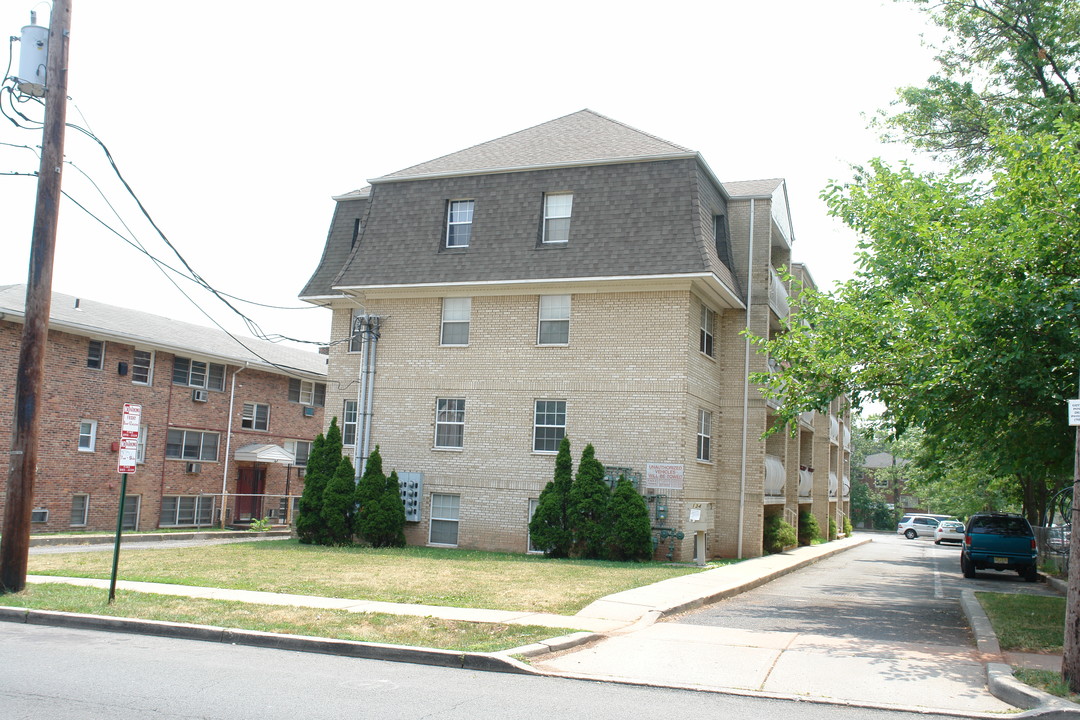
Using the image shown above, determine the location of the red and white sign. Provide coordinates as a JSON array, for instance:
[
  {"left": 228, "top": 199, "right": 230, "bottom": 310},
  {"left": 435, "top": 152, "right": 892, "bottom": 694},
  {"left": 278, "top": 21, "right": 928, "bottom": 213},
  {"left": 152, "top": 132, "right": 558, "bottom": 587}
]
[
  {"left": 117, "top": 403, "right": 142, "bottom": 473},
  {"left": 646, "top": 463, "right": 685, "bottom": 490}
]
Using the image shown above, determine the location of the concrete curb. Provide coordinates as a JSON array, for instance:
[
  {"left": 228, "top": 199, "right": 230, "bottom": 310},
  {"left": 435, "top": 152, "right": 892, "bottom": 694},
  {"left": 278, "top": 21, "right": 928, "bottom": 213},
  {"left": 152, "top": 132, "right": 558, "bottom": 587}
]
[
  {"left": 0, "top": 605, "right": 537, "bottom": 675},
  {"left": 961, "top": 589, "right": 1080, "bottom": 717},
  {"left": 656, "top": 536, "right": 873, "bottom": 619}
]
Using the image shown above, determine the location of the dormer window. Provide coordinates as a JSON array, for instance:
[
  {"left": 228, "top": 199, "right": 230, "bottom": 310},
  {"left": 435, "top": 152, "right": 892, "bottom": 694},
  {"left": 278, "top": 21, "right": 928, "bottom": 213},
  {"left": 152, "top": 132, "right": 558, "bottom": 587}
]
[
  {"left": 542, "top": 193, "right": 573, "bottom": 244},
  {"left": 446, "top": 200, "right": 474, "bottom": 248}
]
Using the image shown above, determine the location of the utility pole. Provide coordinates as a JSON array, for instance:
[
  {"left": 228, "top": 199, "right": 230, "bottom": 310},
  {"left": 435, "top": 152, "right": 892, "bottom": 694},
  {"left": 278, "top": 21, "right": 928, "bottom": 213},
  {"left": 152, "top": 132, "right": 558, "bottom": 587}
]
[{"left": 0, "top": 0, "right": 72, "bottom": 594}]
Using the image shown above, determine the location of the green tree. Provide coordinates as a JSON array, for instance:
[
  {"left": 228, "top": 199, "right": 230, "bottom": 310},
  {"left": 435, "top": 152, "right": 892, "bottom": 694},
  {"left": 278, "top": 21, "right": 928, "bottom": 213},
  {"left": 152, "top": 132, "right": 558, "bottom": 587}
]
[
  {"left": 607, "top": 476, "right": 653, "bottom": 561},
  {"left": 321, "top": 456, "right": 356, "bottom": 545},
  {"left": 884, "top": 0, "right": 1080, "bottom": 172},
  {"left": 528, "top": 436, "right": 574, "bottom": 557},
  {"left": 353, "top": 445, "right": 387, "bottom": 544},
  {"left": 754, "top": 128, "right": 1078, "bottom": 525},
  {"left": 568, "top": 444, "right": 611, "bottom": 559},
  {"left": 295, "top": 417, "right": 344, "bottom": 546},
  {"left": 362, "top": 470, "right": 407, "bottom": 548}
]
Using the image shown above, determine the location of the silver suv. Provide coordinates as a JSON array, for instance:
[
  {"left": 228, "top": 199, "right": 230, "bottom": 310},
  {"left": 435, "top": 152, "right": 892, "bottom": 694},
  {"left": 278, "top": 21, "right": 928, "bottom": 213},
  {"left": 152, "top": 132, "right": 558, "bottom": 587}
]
[{"left": 897, "top": 514, "right": 957, "bottom": 539}]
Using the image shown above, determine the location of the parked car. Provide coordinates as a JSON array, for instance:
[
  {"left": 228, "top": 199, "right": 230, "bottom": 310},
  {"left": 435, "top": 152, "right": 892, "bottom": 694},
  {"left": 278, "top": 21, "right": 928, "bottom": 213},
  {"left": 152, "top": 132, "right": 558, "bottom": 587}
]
[
  {"left": 960, "top": 512, "right": 1038, "bottom": 582},
  {"left": 897, "top": 514, "right": 957, "bottom": 539},
  {"left": 934, "top": 520, "right": 965, "bottom": 545}
]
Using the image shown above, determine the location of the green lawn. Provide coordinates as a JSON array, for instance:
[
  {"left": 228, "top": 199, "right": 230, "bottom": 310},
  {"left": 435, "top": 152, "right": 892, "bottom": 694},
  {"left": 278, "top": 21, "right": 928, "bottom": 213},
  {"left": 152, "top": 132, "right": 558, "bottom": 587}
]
[
  {"left": 976, "top": 592, "right": 1065, "bottom": 653},
  {"left": 27, "top": 539, "right": 718, "bottom": 615},
  {"left": 2, "top": 583, "right": 560, "bottom": 652}
]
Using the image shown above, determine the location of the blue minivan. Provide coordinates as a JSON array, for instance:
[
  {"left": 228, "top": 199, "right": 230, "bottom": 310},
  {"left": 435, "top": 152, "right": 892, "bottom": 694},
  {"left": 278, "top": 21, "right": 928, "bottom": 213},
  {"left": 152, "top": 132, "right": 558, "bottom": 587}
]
[{"left": 960, "top": 512, "right": 1038, "bottom": 582}]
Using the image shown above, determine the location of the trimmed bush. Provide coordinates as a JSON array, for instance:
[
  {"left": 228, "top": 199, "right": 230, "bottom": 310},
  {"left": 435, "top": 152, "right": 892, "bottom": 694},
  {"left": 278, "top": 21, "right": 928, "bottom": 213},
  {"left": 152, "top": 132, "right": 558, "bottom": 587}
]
[
  {"left": 528, "top": 436, "right": 574, "bottom": 557},
  {"left": 828, "top": 517, "right": 838, "bottom": 541},
  {"left": 843, "top": 516, "right": 853, "bottom": 536},
  {"left": 798, "top": 509, "right": 821, "bottom": 546},
  {"left": 763, "top": 513, "right": 797, "bottom": 554},
  {"left": 607, "top": 476, "right": 653, "bottom": 561}
]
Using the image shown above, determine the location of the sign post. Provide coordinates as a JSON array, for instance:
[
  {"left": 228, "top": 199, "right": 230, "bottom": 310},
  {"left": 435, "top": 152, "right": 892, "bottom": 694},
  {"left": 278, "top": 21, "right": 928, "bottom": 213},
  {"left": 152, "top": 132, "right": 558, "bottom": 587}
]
[{"left": 109, "top": 403, "right": 141, "bottom": 603}]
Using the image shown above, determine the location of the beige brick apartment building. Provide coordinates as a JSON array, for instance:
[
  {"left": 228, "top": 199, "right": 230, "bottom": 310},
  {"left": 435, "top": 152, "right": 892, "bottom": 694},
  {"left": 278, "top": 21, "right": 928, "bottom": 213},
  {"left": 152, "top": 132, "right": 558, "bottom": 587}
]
[
  {"left": 300, "top": 110, "right": 850, "bottom": 559},
  {"left": 0, "top": 285, "right": 327, "bottom": 533}
]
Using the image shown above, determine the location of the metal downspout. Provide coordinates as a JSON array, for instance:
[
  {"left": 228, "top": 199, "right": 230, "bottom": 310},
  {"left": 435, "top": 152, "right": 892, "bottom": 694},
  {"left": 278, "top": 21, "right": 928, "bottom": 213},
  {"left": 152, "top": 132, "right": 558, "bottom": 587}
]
[
  {"left": 361, "top": 318, "right": 379, "bottom": 472},
  {"left": 738, "top": 199, "right": 755, "bottom": 559},
  {"left": 221, "top": 364, "right": 246, "bottom": 528},
  {"left": 353, "top": 316, "right": 380, "bottom": 480}
]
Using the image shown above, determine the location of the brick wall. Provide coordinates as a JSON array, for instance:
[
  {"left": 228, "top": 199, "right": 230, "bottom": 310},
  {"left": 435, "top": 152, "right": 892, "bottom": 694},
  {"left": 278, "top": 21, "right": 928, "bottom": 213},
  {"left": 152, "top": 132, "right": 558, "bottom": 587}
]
[{"left": 0, "top": 320, "right": 324, "bottom": 532}]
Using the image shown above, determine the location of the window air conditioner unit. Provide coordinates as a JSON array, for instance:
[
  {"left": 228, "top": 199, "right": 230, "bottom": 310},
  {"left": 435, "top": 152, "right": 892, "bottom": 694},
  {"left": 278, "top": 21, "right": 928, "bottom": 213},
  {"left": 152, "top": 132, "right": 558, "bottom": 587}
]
[
  {"left": 192, "top": 389, "right": 208, "bottom": 402},
  {"left": 185, "top": 462, "right": 202, "bottom": 474},
  {"left": 303, "top": 406, "right": 315, "bottom": 417}
]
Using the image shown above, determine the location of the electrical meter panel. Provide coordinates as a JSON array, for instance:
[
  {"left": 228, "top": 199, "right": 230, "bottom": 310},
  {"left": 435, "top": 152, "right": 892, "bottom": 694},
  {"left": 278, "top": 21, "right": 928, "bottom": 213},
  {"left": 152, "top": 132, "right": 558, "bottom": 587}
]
[{"left": 397, "top": 471, "right": 423, "bottom": 522}]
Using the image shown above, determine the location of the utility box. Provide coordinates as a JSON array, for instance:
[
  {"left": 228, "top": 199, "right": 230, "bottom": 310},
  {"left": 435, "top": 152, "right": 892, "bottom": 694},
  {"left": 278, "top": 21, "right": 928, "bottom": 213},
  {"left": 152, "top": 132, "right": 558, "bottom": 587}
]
[
  {"left": 397, "top": 471, "right": 423, "bottom": 523},
  {"left": 685, "top": 502, "right": 714, "bottom": 532}
]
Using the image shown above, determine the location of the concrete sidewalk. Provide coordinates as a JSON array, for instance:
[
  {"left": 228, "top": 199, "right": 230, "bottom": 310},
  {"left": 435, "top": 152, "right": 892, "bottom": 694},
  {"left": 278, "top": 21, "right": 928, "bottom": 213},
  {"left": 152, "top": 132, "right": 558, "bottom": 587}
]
[{"left": 7, "top": 533, "right": 1077, "bottom": 716}]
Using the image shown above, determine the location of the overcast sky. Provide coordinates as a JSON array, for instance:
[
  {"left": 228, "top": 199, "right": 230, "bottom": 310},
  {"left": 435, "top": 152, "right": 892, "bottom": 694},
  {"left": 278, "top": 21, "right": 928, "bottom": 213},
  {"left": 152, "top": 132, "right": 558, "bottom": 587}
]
[{"left": 1, "top": 0, "right": 942, "bottom": 351}]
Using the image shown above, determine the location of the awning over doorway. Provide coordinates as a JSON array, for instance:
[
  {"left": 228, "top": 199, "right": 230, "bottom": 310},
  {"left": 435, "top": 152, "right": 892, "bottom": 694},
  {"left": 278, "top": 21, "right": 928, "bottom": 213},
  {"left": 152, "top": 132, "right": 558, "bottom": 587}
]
[{"left": 234, "top": 443, "right": 295, "bottom": 465}]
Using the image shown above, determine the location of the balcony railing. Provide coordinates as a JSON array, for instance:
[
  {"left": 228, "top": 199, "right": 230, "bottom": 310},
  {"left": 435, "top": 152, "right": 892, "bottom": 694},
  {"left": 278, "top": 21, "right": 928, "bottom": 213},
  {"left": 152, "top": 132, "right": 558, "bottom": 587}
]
[
  {"left": 828, "top": 472, "right": 838, "bottom": 498},
  {"left": 768, "top": 268, "right": 790, "bottom": 318},
  {"left": 843, "top": 424, "right": 851, "bottom": 451},
  {"left": 765, "top": 455, "right": 785, "bottom": 496},
  {"left": 798, "top": 467, "right": 813, "bottom": 497},
  {"left": 799, "top": 410, "right": 815, "bottom": 427},
  {"left": 829, "top": 415, "right": 839, "bottom": 445},
  {"left": 842, "top": 475, "right": 851, "bottom": 498}
]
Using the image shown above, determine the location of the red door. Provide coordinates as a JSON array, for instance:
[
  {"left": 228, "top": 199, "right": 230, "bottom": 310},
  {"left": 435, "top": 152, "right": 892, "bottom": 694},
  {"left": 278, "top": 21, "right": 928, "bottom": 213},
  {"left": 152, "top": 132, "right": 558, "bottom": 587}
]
[{"left": 235, "top": 467, "right": 266, "bottom": 522}]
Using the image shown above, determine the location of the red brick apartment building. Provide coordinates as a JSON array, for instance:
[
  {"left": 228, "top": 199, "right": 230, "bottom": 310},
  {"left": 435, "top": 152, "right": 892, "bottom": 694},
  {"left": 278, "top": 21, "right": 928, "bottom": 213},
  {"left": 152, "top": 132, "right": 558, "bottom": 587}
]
[{"left": 0, "top": 285, "right": 327, "bottom": 533}]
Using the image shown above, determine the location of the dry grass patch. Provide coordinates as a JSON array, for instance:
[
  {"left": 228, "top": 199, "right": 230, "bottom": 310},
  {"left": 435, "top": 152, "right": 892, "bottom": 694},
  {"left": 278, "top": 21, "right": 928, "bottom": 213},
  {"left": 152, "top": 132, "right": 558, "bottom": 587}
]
[
  {"left": 3, "top": 583, "right": 562, "bottom": 652},
  {"left": 29, "top": 540, "right": 714, "bottom": 615}
]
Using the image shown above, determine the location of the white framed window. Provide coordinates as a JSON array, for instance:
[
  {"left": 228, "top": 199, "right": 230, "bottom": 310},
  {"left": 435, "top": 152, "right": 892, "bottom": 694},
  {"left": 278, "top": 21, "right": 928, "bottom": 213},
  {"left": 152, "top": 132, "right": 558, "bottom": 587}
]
[
  {"left": 533, "top": 400, "right": 566, "bottom": 453},
  {"left": 78, "top": 420, "right": 97, "bottom": 452},
  {"left": 527, "top": 498, "right": 542, "bottom": 553},
  {"left": 537, "top": 295, "right": 570, "bottom": 345},
  {"left": 137, "top": 424, "right": 147, "bottom": 464},
  {"left": 542, "top": 193, "right": 573, "bottom": 244},
  {"left": 440, "top": 297, "right": 471, "bottom": 346},
  {"left": 132, "top": 349, "right": 154, "bottom": 385},
  {"left": 31, "top": 508, "right": 48, "bottom": 523},
  {"left": 241, "top": 402, "right": 270, "bottom": 431},
  {"left": 288, "top": 378, "right": 326, "bottom": 406},
  {"left": 700, "top": 305, "right": 715, "bottom": 357},
  {"left": 160, "top": 495, "right": 215, "bottom": 527},
  {"left": 284, "top": 439, "right": 312, "bottom": 467},
  {"left": 697, "top": 410, "right": 712, "bottom": 462},
  {"left": 343, "top": 400, "right": 358, "bottom": 446},
  {"left": 70, "top": 494, "right": 89, "bottom": 526},
  {"left": 446, "top": 200, "right": 474, "bottom": 248},
  {"left": 434, "top": 398, "right": 465, "bottom": 449},
  {"left": 122, "top": 495, "right": 141, "bottom": 531},
  {"left": 87, "top": 340, "right": 105, "bottom": 369},
  {"left": 429, "top": 493, "right": 460, "bottom": 546},
  {"left": 349, "top": 309, "right": 364, "bottom": 353},
  {"left": 165, "top": 429, "right": 219, "bottom": 461},
  {"left": 172, "top": 357, "right": 225, "bottom": 391}
]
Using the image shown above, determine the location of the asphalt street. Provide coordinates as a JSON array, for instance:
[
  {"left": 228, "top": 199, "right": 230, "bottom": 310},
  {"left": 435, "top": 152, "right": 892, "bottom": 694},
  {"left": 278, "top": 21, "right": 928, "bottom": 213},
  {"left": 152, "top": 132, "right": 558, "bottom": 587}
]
[{"left": 0, "top": 621, "right": 967, "bottom": 720}]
